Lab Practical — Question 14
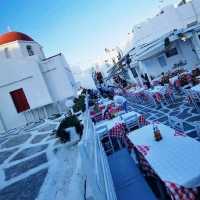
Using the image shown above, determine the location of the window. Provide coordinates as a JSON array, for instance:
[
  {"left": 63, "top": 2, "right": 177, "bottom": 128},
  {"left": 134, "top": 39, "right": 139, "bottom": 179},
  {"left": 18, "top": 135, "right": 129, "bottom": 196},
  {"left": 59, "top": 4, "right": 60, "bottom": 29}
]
[
  {"left": 165, "top": 48, "right": 178, "bottom": 58},
  {"left": 158, "top": 56, "right": 167, "bottom": 67},
  {"left": 10, "top": 88, "right": 30, "bottom": 113},
  {"left": 26, "top": 45, "right": 34, "bottom": 56},
  {"left": 130, "top": 68, "right": 138, "bottom": 78},
  {"left": 4, "top": 48, "right": 10, "bottom": 58}
]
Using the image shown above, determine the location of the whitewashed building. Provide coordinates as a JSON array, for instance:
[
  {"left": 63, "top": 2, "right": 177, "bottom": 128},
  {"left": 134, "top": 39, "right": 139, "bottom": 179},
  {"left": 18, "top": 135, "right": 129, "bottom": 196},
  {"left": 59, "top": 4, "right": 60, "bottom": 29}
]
[
  {"left": 0, "top": 32, "right": 77, "bottom": 133},
  {"left": 130, "top": 0, "right": 200, "bottom": 79},
  {"left": 108, "top": 0, "right": 200, "bottom": 84}
]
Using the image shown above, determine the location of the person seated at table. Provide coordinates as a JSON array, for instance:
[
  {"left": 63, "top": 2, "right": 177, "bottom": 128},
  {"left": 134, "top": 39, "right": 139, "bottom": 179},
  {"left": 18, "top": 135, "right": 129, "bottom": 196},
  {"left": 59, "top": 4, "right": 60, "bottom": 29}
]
[
  {"left": 113, "top": 95, "right": 128, "bottom": 113},
  {"left": 141, "top": 73, "right": 151, "bottom": 89},
  {"left": 103, "top": 105, "right": 112, "bottom": 119}
]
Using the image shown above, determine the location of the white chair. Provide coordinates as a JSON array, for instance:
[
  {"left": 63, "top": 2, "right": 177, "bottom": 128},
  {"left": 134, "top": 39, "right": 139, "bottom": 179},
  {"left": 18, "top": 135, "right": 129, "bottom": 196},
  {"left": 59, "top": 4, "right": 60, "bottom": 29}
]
[
  {"left": 117, "top": 110, "right": 126, "bottom": 117},
  {"left": 96, "top": 125, "right": 108, "bottom": 137},
  {"left": 100, "top": 133, "right": 115, "bottom": 155},
  {"left": 96, "top": 125, "right": 114, "bottom": 154},
  {"left": 168, "top": 116, "right": 184, "bottom": 132},
  {"left": 124, "top": 115, "right": 139, "bottom": 132}
]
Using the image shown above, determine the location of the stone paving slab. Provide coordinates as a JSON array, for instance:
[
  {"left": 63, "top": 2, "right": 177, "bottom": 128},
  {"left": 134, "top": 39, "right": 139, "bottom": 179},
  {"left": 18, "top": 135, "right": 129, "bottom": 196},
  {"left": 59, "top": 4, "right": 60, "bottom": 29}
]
[
  {"left": 177, "top": 108, "right": 192, "bottom": 119},
  {"left": 159, "top": 108, "right": 170, "bottom": 113},
  {"left": 186, "top": 115, "right": 200, "bottom": 122},
  {"left": 5, "top": 153, "right": 48, "bottom": 180},
  {"left": 1, "top": 134, "right": 31, "bottom": 149},
  {"left": 155, "top": 113, "right": 164, "bottom": 117},
  {"left": 38, "top": 124, "right": 57, "bottom": 132},
  {"left": 183, "top": 122, "right": 194, "bottom": 131},
  {"left": 0, "top": 138, "right": 7, "bottom": 145},
  {"left": 157, "top": 116, "right": 168, "bottom": 123},
  {"left": 11, "top": 144, "right": 48, "bottom": 161},
  {"left": 23, "top": 121, "right": 45, "bottom": 132},
  {"left": 31, "top": 134, "right": 49, "bottom": 144},
  {"left": 0, "top": 168, "right": 48, "bottom": 200},
  {"left": 127, "top": 92, "right": 199, "bottom": 138},
  {"left": 187, "top": 131, "right": 197, "bottom": 138},
  {"left": 190, "top": 108, "right": 199, "bottom": 114},
  {"left": 169, "top": 111, "right": 179, "bottom": 116},
  {"left": 0, "top": 148, "right": 19, "bottom": 165}
]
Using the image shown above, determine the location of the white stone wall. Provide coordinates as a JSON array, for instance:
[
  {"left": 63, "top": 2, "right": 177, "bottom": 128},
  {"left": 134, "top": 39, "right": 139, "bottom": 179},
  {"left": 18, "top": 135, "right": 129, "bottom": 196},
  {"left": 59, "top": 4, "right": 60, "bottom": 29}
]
[
  {"left": 0, "top": 41, "right": 45, "bottom": 60},
  {"left": 18, "top": 41, "right": 45, "bottom": 60},
  {"left": 132, "top": 2, "right": 200, "bottom": 47},
  {"left": 0, "top": 37, "right": 77, "bottom": 130},
  {"left": 0, "top": 57, "right": 52, "bottom": 130},
  {"left": 142, "top": 39, "right": 200, "bottom": 77},
  {"left": 0, "top": 42, "right": 23, "bottom": 60},
  {"left": 40, "top": 54, "right": 77, "bottom": 102}
]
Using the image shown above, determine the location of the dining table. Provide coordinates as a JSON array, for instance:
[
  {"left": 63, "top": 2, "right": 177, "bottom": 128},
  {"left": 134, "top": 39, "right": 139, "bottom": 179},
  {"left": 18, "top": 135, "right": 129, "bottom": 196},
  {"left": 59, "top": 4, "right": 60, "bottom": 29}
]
[
  {"left": 95, "top": 110, "right": 146, "bottom": 137},
  {"left": 128, "top": 123, "right": 200, "bottom": 199}
]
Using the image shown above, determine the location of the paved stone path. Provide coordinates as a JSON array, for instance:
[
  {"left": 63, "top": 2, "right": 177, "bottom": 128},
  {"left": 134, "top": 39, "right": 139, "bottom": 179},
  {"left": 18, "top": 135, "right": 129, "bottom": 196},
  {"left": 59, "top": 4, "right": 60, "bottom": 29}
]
[
  {"left": 126, "top": 92, "right": 200, "bottom": 140},
  {"left": 0, "top": 115, "right": 68, "bottom": 200}
]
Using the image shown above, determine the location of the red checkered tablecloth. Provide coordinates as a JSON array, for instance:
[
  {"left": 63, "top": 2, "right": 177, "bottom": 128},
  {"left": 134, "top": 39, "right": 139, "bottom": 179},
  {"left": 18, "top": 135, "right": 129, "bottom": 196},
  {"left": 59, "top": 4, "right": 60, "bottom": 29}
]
[
  {"left": 109, "top": 123, "right": 135, "bottom": 151},
  {"left": 139, "top": 115, "right": 146, "bottom": 126},
  {"left": 128, "top": 123, "right": 200, "bottom": 199},
  {"left": 164, "top": 181, "right": 199, "bottom": 200},
  {"left": 108, "top": 106, "right": 122, "bottom": 115},
  {"left": 135, "top": 146, "right": 157, "bottom": 178},
  {"left": 109, "top": 123, "right": 126, "bottom": 138},
  {"left": 135, "top": 147, "right": 200, "bottom": 200}
]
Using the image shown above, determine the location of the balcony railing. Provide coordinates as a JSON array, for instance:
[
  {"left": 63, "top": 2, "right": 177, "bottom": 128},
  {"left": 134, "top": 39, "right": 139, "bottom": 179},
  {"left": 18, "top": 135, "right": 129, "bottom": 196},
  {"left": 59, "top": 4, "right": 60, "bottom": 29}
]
[{"left": 79, "top": 96, "right": 117, "bottom": 200}]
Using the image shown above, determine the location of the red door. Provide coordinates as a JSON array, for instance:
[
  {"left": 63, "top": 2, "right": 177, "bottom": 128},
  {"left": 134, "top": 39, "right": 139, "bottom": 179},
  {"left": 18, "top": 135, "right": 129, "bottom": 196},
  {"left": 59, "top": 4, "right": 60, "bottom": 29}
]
[{"left": 10, "top": 88, "right": 30, "bottom": 113}]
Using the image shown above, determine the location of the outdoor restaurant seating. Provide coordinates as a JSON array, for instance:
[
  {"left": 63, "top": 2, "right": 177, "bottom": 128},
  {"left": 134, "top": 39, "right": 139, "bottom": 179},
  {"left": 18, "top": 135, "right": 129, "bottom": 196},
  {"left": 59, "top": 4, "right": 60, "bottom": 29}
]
[
  {"left": 124, "top": 67, "right": 200, "bottom": 113},
  {"left": 90, "top": 96, "right": 146, "bottom": 154},
  {"left": 95, "top": 124, "right": 108, "bottom": 137},
  {"left": 101, "top": 134, "right": 115, "bottom": 155},
  {"left": 123, "top": 114, "right": 139, "bottom": 132},
  {"left": 128, "top": 123, "right": 200, "bottom": 199},
  {"left": 88, "top": 67, "right": 200, "bottom": 199}
]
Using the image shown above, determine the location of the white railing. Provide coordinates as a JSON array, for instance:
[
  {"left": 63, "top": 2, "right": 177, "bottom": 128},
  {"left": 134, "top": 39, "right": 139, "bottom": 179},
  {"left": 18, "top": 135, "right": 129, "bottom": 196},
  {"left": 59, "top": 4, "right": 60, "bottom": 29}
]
[{"left": 79, "top": 96, "right": 117, "bottom": 200}]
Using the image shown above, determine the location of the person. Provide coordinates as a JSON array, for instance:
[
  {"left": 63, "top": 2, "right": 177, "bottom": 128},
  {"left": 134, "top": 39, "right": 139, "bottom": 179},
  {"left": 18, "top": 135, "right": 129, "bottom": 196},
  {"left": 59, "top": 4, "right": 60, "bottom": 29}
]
[
  {"left": 144, "top": 73, "right": 151, "bottom": 88},
  {"left": 103, "top": 105, "right": 112, "bottom": 119},
  {"left": 113, "top": 95, "right": 128, "bottom": 113}
]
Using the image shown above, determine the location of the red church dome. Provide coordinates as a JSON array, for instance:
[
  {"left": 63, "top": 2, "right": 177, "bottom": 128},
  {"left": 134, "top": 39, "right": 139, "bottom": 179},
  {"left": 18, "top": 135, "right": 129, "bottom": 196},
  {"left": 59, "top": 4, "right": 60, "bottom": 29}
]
[{"left": 0, "top": 32, "right": 34, "bottom": 45}]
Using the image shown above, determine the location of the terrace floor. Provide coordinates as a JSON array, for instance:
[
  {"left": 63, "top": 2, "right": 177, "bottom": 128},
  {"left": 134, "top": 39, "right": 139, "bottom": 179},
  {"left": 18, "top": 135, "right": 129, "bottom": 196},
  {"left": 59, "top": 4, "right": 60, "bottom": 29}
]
[
  {"left": 108, "top": 148, "right": 156, "bottom": 200},
  {"left": 0, "top": 117, "right": 84, "bottom": 200},
  {"left": 126, "top": 92, "right": 200, "bottom": 140}
]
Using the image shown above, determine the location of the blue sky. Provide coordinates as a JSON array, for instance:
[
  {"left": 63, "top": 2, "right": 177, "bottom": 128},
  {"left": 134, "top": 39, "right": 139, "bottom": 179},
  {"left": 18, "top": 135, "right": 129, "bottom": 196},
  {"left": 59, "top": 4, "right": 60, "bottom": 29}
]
[{"left": 0, "top": 0, "right": 177, "bottom": 68}]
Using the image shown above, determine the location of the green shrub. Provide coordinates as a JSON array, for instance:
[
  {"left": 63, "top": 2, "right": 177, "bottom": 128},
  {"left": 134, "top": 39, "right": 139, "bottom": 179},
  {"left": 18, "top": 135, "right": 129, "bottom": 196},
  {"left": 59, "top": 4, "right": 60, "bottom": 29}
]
[
  {"left": 56, "top": 129, "right": 70, "bottom": 143},
  {"left": 56, "top": 114, "right": 84, "bottom": 142},
  {"left": 73, "top": 95, "right": 86, "bottom": 113}
]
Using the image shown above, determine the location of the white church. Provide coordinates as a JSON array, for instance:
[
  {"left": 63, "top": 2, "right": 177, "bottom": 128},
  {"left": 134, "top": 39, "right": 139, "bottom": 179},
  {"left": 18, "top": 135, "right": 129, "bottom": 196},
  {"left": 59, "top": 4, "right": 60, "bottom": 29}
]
[{"left": 0, "top": 31, "right": 77, "bottom": 133}]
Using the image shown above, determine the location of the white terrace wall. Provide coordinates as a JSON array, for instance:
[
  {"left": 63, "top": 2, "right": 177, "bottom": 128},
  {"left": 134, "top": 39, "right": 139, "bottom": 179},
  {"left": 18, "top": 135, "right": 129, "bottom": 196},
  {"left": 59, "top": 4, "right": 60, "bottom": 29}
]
[
  {"left": 132, "top": 1, "right": 200, "bottom": 47},
  {"left": 142, "top": 39, "right": 200, "bottom": 77}
]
